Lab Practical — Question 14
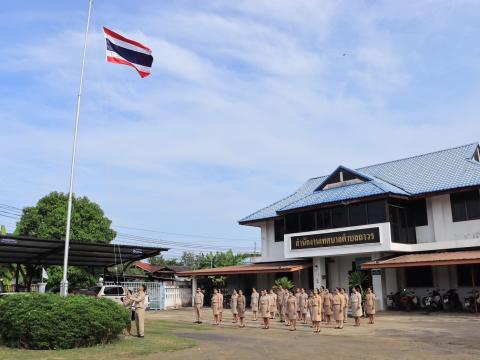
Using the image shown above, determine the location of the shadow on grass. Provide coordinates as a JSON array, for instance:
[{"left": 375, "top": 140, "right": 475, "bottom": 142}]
[{"left": 0, "top": 320, "right": 211, "bottom": 360}]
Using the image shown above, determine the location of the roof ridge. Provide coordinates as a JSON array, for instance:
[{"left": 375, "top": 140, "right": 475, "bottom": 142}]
[{"left": 358, "top": 142, "right": 478, "bottom": 171}]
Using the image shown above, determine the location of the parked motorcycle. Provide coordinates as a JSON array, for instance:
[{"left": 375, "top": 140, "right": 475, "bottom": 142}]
[
  {"left": 422, "top": 289, "right": 443, "bottom": 311},
  {"left": 442, "top": 289, "right": 462, "bottom": 311},
  {"left": 464, "top": 290, "right": 480, "bottom": 312},
  {"left": 387, "top": 289, "right": 419, "bottom": 311}
]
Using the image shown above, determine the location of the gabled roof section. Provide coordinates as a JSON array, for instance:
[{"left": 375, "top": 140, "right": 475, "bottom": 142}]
[
  {"left": 315, "top": 166, "right": 372, "bottom": 191},
  {"left": 239, "top": 142, "right": 480, "bottom": 224}
]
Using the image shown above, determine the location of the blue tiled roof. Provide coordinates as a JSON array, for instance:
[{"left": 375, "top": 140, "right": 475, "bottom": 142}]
[{"left": 239, "top": 143, "right": 480, "bottom": 223}]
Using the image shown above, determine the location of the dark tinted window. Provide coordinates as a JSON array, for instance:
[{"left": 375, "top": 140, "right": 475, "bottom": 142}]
[
  {"left": 389, "top": 204, "right": 417, "bottom": 244},
  {"left": 405, "top": 267, "right": 433, "bottom": 287},
  {"left": 104, "top": 287, "right": 123, "bottom": 296},
  {"left": 349, "top": 203, "right": 367, "bottom": 226},
  {"left": 451, "top": 190, "right": 480, "bottom": 222},
  {"left": 274, "top": 219, "right": 285, "bottom": 242},
  {"left": 285, "top": 214, "right": 300, "bottom": 234},
  {"left": 316, "top": 209, "right": 332, "bottom": 230},
  {"left": 331, "top": 206, "right": 348, "bottom": 228},
  {"left": 411, "top": 199, "right": 428, "bottom": 226},
  {"left": 300, "top": 212, "right": 315, "bottom": 232},
  {"left": 366, "top": 200, "right": 387, "bottom": 224}
]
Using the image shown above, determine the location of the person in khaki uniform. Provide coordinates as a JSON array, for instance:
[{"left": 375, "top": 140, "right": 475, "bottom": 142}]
[
  {"left": 218, "top": 290, "right": 224, "bottom": 322},
  {"left": 237, "top": 290, "right": 246, "bottom": 328},
  {"left": 283, "top": 290, "right": 290, "bottom": 326},
  {"left": 299, "top": 288, "right": 308, "bottom": 324},
  {"left": 269, "top": 289, "right": 277, "bottom": 319},
  {"left": 365, "top": 287, "right": 376, "bottom": 324},
  {"left": 231, "top": 289, "right": 239, "bottom": 323},
  {"left": 307, "top": 291, "right": 313, "bottom": 327},
  {"left": 287, "top": 291, "right": 297, "bottom": 331},
  {"left": 122, "top": 289, "right": 134, "bottom": 336},
  {"left": 251, "top": 288, "right": 259, "bottom": 321},
  {"left": 193, "top": 288, "right": 204, "bottom": 324},
  {"left": 127, "top": 284, "right": 147, "bottom": 337},
  {"left": 333, "top": 287, "right": 345, "bottom": 329},
  {"left": 341, "top": 288, "right": 349, "bottom": 323},
  {"left": 276, "top": 287, "right": 285, "bottom": 322},
  {"left": 311, "top": 289, "right": 322, "bottom": 333},
  {"left": 295, "top": 288, "right": 301, "bottom": 320},
  {"left": 350, "top": 286, "right": 362, "bottom": 326},
  {"left": 259, "top": 290, "right": 270, "bottom": 329},
  {"left": 322, "top": 288, "right": 334, "bottom": 326},
  {"left": 211, "top": 288, "right": 220, "bottom": 326}
]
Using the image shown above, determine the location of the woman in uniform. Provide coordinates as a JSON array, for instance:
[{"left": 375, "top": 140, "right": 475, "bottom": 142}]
[
  {"left": 283, "top": 289, "right": 290, "bottom": 326},
  {"left": 212, "top": 288, "right": 220, "bottom": 326},
  {"left": 218, "top": 290, "right": 224, "bottom": 322},
  {"left": 311, "top": 289, "right": 322, "bottom": 333},
  {"left": 333, "top": 288, "right": 345, "bottom": 329},
  {"left": 251, "top": 288, "right": 259, "bottom": 321},
  {"left": 350, "top": 286, "right": 363, "bottom": 326},
  {"left": 269, "top": 289, "right": 277, "bottom": 319},
  {"left": 307, "top": 291, "right": 314, "bottom": 327},
  {"left": 231, "top": 289, "right": 239, "bottom": 323},
  {"left": 122, "top": 289, "right": 134, "bottom": 336},
  {"left": 287, "top": 291, "right": 298, "bottom": 331},
  {"left": 365, "top": 287, "right": 376, "bottom": 324},
  {"left": 237, "top": 289, "right": 246, "bottom": 328},
  {"left": 341, "top": 288, "right": 349, "bottom": 323},
  {"left": 322, "top": 288, "right": 334, "bottom": 326},
  {"left": 259, "top": 290, "right": 270, "bottom": 329}
]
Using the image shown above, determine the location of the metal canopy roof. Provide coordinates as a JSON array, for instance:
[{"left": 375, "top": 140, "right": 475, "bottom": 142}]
[{"left": 0, "top": 235, "right": 168, "bottom": 267}]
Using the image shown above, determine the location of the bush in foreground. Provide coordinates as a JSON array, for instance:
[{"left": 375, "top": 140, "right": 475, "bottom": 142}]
[{"left": 0, "top": 293, "right": 129, "bottom": 349}]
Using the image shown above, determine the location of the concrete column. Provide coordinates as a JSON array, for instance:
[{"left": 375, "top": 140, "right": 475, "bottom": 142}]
[
  {"left": 371, "top": 253, "right": 386, "bottom": 311},
  {"left": 313, "top": 257, "right": 327, "bottom": 289},
  {"left": 191, "top": 276, "right": 197, "bottom": 308}
]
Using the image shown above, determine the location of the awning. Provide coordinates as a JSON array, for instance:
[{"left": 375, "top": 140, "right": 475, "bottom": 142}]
[
  {"left": 361, "top": 250, "right": 480, "bottom": 269},
  {"left": 0, "top": 235, "right": 168, "bottom": 267},
  {"left": 178, "top": 260, "right": 312, "bottom": 277}
]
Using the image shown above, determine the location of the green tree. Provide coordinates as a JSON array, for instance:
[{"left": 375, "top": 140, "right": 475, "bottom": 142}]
[
  {"left": 148, "top": 254, "right": 181, "bottom": 266},
  {"left": 272, "top": 276, "right": 295, "bottom": 291},
  {"left": 15, "top": 191, "right": 116, "bottom": 243},
  {"left": 348, "top": 271, "right": 369, "bottom": 297}
]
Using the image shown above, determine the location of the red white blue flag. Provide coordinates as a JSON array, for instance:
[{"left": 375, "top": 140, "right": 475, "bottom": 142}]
[{"left": 103, "top": 27, "right": 153, "bottom": 78}]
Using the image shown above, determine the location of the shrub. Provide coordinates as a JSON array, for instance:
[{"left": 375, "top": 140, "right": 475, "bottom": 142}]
[{"left": 0, "top": 293, "right": 130, "bottom": 349}]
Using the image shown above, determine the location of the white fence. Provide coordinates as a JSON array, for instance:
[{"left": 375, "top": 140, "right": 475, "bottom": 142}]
[{"left": 105, "top": 281, "right": 191, "bottom": 310}]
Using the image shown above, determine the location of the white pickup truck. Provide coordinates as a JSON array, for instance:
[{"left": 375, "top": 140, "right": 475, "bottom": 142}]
[{"left": 78, "top": 285, "right": 149, "bottom": 308}]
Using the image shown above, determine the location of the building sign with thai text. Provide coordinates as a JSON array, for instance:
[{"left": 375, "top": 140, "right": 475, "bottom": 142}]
[{"left": 291, "top": 227, "right": 380, "bottom": 250}]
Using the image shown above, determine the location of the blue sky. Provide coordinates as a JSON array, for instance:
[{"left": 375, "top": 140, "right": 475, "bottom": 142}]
[{"left": 1, "top": 1, "right": 479, "bottom": 258}]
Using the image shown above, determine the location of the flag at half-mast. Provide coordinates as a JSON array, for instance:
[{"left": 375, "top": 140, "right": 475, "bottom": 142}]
[{"left": 103, "top": 27, "right": 153, "bottom": 78}]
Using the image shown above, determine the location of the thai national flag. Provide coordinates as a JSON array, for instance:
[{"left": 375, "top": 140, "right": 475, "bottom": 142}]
[{"left": 103, "top": 27, "right": 153, "bottom": 78}]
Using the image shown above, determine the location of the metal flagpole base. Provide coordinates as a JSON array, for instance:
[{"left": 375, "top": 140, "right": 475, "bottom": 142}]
[{"left": 60, "top": 280, "right": 69, "bottom": 297}]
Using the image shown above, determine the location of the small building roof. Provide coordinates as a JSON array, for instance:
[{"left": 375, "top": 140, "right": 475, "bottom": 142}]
[
  {"left": 0, "top": 235, "right": 168, "bottom": 267},
  {"left": 177, "top": 260, "right": 312, "bottom": 276},
  {"left": 361, "top": 250, "right": 480, "bottom": 269},
  {"left": 240, "top": 143, "right": 480, "bottom": 224}
]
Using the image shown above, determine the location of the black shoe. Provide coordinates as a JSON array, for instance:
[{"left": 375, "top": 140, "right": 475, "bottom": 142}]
[{"left": 138, "top": 335, "right": 144, "bottom": 338}]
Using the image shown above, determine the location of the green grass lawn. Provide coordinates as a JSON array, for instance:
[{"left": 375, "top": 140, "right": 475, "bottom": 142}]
[{"left": 0, "top": 320, "right": 208, "bottom": 360}]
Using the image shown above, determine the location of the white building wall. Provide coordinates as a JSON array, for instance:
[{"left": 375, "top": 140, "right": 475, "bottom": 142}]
[{"left": 255, "top": 220, "right": 287, "bottom": 262}]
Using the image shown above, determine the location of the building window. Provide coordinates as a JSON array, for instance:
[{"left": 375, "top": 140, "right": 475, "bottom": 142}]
[
  {"left": 349, "top": 203, "right": 367, "bottom": 226},
  {"left": 457, "top": 264, "right": 480, "bottom": 287},
  {"left": 389, "top": 202, "right": 417, "bottom": 244},
  {"left": 405, "top": 266, "right": 433, "bottom": 287},
  {"left": 316, "top": 209, "right": 332, "bottom": 230},
  {"left": 331, "top": 206, "right": 349, "bottom": 228},
  {"left": 274, "top": 219, "right": 285, "bottom": 242},
  {"left": 411, "top": 199, "right": 428, "bottom": 226},
  {"left": 300, "top": 211, "right": 315, "bottom": 232},
  {"left": 451, "top": 190, "right": 480, "bottom": 222},
  {"left": 285, "top": 214, "right": 300, "bottom": 234},
  {"left": 366, "top": 200, "right": 387, "bottom": 224}
]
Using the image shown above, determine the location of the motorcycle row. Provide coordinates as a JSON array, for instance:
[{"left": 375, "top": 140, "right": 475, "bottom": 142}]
[{"left": 386, "top": 288, "right": 480, "bottom": 312}]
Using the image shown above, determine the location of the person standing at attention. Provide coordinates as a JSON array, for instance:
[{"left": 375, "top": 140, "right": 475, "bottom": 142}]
[
  {"left": 295, "top": 288, "right": 301, "bottom": 320},
  {"left": 231, "top": 289, "right": 239, "bottom": 323},
  {"left": 251, "top": 288, "right": 259, "bottom": 321},
  {"left": 311, "top": 289, "right": 322, "bottom": 333},
  {"left": 212, "top": 288, "right": 220, "bottom": 326},
  {"left": 323, "top": 288, "right": 334, "bottom": 326},
  {"left": 350, "top": 287, "right": 362, "bottom": 326},
  {"left": 300, "top": 288, "right": 308, "bottom": 324},
  {"left": 194, "top": 287, "right": 204, "bottom": 324},
  {"left": 287, "top": 291, "right": 298, "bottom": 331},
  {"left": 365, "top": 287, "right": 376, "bottom": 324},
  {"left": 341, "top": 288, "right": 349, "bottom": 324},
  {"left": 260, "top": 290, "right": 270, "bottom": 329},
  {"left": 237, "top": 290, "right": 246, "bottom": 328},
  {"left": 307, "top": 291, "right": 314, "bottom": 327},
  {"left": 283, "top": 289, "right": 290, "bottom": 326},
  {"left": 218, "top": 290, "right": 224, "bottom": 323},
  {"left": 269, "top": 289, "right": 277, "bottom": 319},
  {"left": 333, "top": 287, "right": 345, "bottom": 329},
  {"left": 277, "top": 286, "right": 285, "bottom": 322},
  {"left": 128, "top": 284, "right": 147, "bottom": 338}
]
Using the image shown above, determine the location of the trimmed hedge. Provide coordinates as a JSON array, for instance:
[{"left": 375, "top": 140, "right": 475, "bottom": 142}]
[{"left": 0, "top": 293, "right": 130, "bottom": 349}]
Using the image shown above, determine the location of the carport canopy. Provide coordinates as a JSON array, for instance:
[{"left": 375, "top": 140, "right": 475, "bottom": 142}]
[
  {"left": 0, "top": 235, "right": 168, "bottom": 268},
  {"left": 361, "top": 250, "right": 480, "bottom": 269},
  {"left": 178, "top": 260, "right": 312, "bottom": 276}
]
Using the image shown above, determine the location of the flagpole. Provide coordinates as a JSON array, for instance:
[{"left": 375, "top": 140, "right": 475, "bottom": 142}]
[{"left": 60, "top": 0, "right": 93, "bottom": 297}]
